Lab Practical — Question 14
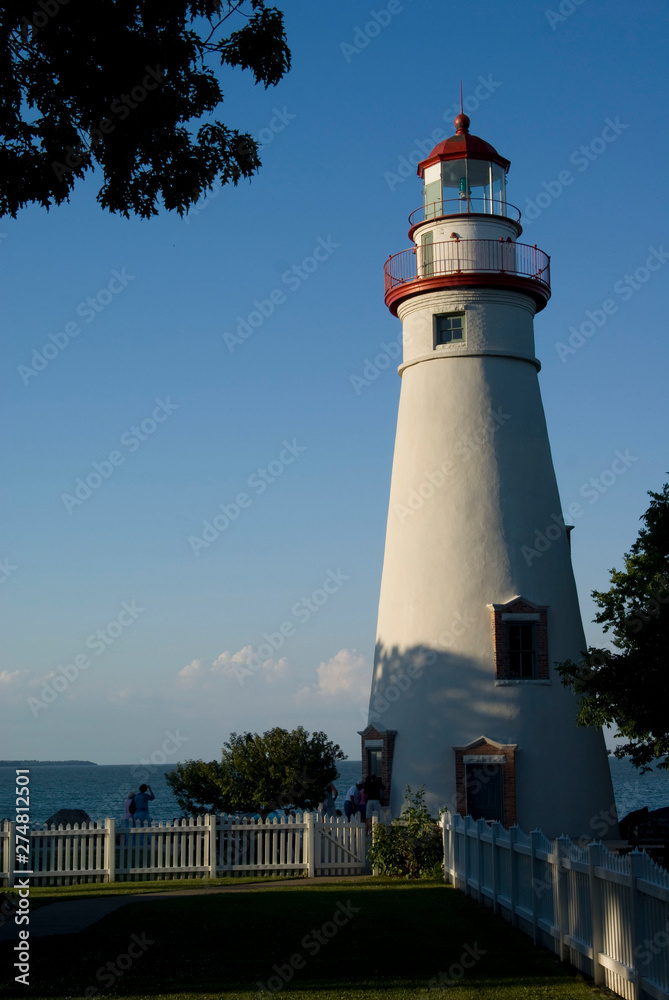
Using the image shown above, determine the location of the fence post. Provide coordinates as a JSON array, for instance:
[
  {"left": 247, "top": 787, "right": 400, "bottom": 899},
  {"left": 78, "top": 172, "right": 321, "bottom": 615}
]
[
  {"left": 508, "top": 825, "right": 518, "bottom": 927},
  {"left": 448, "top": 813, "right": 456, "bottom": 887},
  {"left": 440, "top": 813, "right": 445, "bottom": 883},
  {"left": 556, "top": 836, "right": 570, "bottom": 962},
  {"left": 8, "top": 822, "right": 16, "bottom": 888},
  {"left": 371, "top": 815, "right": 379, "bottom": 876},
  {"left": 0, "top": 821, "right": 6, "bottom": 887},
  {"left": 490, "top": 821, "right": 499, "bottom": 915},
  {"left": 208, "top": 814, "right": 217, "bottom": 879},
  {"left": 530, "top": 829, "right": 541, "bottom": 944},
  {"left": 463, "top": 817, "right": 471, "bottom": 897},
  {"left": 587, "top": 841, "right": 604, "bottom": 985},
  {"left": 306, "top": 812, "right": 316, "bottom": 878},
  {"left": 451, "top": 814, "right": 464, "bottom": 891},
  {"left": 441, "top": 813, "right": 449, "bottom": 884},
  {"left": 628, "top": 851, "right": 646, "bottom": 1000},
  {"left": 104, "top": 818, "right": 116, "bottom": 883},
  {"left": 476, "top": 818, "right": 486, "bottom": 902}
]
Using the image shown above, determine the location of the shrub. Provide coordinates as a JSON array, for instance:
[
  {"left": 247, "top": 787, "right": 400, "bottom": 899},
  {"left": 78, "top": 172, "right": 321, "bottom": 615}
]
[{"left": 368, "top": 785, "right": 444, "bottom": 879}]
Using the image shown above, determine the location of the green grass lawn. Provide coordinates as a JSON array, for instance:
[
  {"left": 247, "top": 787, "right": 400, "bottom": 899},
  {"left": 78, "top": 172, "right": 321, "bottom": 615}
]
[{"left": 0, "top": 878, "right": 610, "bottom": 1000}]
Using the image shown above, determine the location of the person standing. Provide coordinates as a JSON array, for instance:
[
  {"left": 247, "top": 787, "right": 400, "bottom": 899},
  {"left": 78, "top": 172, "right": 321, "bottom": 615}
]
[
  {"left": 357, "top": 782, "right": 367, "bottom": 823},
  {"left": 321, "top": 781, "right": 338, "bottom": 819},
  {"left": 344, "top": 782, "right": 359, "bottom": 821},
  {"left": 363, "top": 773, "right": 385, "bottom": 832},
  {"left": 133, "top": 783, "right": 155, "bottom": 825},
  {"left": 123, "top": 791, "right": 136, "bottom": 828}
]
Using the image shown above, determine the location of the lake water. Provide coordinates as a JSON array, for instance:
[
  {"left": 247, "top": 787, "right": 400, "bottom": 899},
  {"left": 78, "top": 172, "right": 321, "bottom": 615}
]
[
  {"left": 1, "top": 761, "right": 367, "bottom": 825},
  {"left": 1, "top": 756, "right": 667, "bottom": 826}
]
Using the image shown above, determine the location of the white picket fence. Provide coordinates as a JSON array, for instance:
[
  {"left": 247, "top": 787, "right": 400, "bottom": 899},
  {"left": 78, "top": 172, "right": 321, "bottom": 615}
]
[
  {"left": 442, "top": 811, "right": 669, "bottom": 1000},
  {"left": 0, "top": 813, "right": 367, "bottom": 886}
]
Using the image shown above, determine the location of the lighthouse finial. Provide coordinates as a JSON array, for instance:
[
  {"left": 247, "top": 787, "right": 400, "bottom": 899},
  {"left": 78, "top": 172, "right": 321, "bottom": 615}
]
[{"left": 454, "top": 82, "right": 470, "bottom": 133}]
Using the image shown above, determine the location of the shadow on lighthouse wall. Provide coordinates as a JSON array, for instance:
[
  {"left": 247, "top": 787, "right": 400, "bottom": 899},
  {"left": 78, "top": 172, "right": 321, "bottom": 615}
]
[
  {"left": 368, "top": 640, "right": 504, "bottom": 806},
  {"left": 367, "top": 640, "right": 619, "bottom": 840}
]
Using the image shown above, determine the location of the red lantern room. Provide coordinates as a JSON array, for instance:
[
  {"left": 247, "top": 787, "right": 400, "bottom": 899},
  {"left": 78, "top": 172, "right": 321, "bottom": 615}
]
[
  {"left": 417, "top": 113, "right": 512, "bottom": 220},
  {"left": 386, "top": 114, "right": 551, "bottom": 317}
]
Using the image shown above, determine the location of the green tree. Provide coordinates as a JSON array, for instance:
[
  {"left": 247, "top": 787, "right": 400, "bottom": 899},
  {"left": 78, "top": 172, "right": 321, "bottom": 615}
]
[
  {"left": 0, "top": 0, "right": 290, "bottom": 218},
  {"left": 557, "top": 484, "right": 669, "bottom": 771},
  {"left": 164, "top": 758, "right": 230, "bottom": 814},
  {"left": 165, "top": 726, "right": 346, "bottom": 817}
]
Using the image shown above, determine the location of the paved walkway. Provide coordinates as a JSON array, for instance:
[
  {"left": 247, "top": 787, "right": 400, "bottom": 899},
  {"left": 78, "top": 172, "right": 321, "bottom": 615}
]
[
  {"left": 0, "top": 877, "right": 368, "bottom": 940},
  {"left": 0, "top": 897, "right": 134, "bottom": 939}
]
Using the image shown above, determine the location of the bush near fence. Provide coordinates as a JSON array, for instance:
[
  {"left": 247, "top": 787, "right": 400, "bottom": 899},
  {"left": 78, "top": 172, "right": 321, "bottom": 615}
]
[
  {"left": 369, "top": 785, "right": 444, "bottom": 879},
  {"left": 442, "top": 811, "right": 669, "bottom": 1000}
]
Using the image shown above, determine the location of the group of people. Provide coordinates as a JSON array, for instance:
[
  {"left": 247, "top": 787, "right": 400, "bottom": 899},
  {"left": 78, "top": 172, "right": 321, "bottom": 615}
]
[
  {"left": 121, "top": 778, "right": 381, "bottom": 829},
  {"left": 345, "top": 773, "right": 385, "bottom": 831},
  {"left": 319, "top": 773, "right": 386, "bottom": 832},
  {"left": 122, "top": 784, "right": 155, "bottom": 827}
]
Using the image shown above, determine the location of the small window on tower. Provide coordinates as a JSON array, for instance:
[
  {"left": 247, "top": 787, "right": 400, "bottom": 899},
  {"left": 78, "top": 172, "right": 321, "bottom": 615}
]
[
  {"left": 435, "top": 312, "right": 465, "bottom": 346},
  {"left": 489, "top": 598, "right": 549, "bottom": 682},
  {"left": 508, "top": 623, "right": 536, "bottom": 678},
  {"left": 466, "top": 763, "right": 504, "bottom": 822}
]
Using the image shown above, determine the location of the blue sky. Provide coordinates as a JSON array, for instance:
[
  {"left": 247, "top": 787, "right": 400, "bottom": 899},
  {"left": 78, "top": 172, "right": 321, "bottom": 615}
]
[{"left": 2, "top": 0, "right": 668, "bottom": 766}]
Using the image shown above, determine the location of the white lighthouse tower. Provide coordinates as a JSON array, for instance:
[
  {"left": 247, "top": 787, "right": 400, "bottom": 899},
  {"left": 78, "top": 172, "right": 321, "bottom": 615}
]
[{"left": 360, "top": 112, "right": 616, "bottom": 838}]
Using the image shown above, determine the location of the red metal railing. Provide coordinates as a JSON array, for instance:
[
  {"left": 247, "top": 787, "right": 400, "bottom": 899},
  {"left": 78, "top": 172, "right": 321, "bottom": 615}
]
[
  {"left": 408, "top": 199, "right": 522, "bottom": 227},
  {"left": 384, "top": 239, "right": 550, "bottom": 294}
]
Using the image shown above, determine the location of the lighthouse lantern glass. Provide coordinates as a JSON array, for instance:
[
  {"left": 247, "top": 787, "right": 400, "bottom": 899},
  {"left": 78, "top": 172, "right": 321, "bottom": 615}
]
[
  {"left": 439, "top": 157, "right": 506, "bottom": 217},
  {"left": 492, "top": 162, "right": 506, "bottom": 215},
  {"left": 423, "top": 163, "right": 442, "bottom": 220}
]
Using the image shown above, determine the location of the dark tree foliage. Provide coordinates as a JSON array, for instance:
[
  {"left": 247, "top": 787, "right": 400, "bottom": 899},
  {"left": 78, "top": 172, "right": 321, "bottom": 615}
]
[
  {"left": 164, "top": 758, "right": 230, "bottom": 814},
  {"left": 165, "top": 727, "right": 347, "bottom": 817},
  {"left": 0, "top": 0, "right": 290, "bottom": 218},
  {"left": 557, "top": 484, "right": 669, "bottom": 771}
]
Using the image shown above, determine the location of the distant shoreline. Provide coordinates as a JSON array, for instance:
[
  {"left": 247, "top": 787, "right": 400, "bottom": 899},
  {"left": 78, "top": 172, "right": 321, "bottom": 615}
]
[{"left": 0, "top": 760, "right": 98, "bottom": 767}]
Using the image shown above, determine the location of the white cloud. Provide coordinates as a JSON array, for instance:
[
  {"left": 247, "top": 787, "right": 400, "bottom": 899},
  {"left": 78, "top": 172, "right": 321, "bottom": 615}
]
[
  {"left": 317, "top": 649, "right": 369, "bottom": 695},
  {"left": 107, "top": 687, "right": 130, "bottom": 703},
  {"left": 177, "top": 658, "right": 205, "bottom": 685},
  {"left": 262, "top": 656, "right": 288, "bottom": 683},
  {"left": 178, "top": 646, "right": 290, "bottom": 687},
  {"left": 296, "top": 649, "right": 371, "bottom": 704},
  {"left": 0, "top": 669, "right": 24, "bottom": 705},
  {"left": 29, "top": 670, "right": 57, "bottom": 688},
  {"left": 211, "top": 646, "right": 255, "bottom": 678},
  {"left": 212, "top": 646, "right": 289, "bottom": 684}
]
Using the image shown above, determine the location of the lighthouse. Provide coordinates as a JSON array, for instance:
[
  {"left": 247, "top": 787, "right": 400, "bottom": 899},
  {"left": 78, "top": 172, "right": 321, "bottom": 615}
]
[{"left": 359, "top": 113, "right": 616, "bottom": 838}]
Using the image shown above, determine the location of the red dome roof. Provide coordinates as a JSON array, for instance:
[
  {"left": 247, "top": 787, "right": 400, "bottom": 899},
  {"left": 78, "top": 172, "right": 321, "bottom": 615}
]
[{"left": 417, "top": 114, "right": 510, "bottom": 178}]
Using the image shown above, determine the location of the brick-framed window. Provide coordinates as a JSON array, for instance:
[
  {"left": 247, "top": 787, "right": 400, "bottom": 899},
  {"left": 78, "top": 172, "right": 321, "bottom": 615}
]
[
  {"left": 508, "top": 622, "right": 535, "bottom": 677},
  {"left": 488, "top": 597, "right": 549, "bottom": 681},
  {"left": 454, "top": 737, "right": 517, "bottom": 827},
  {"left": 357, "top": 725, "right": 396, "bottom": 807}
]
